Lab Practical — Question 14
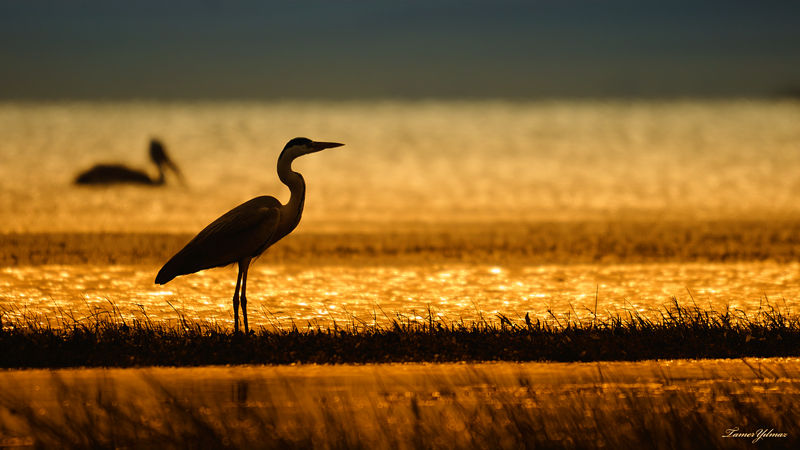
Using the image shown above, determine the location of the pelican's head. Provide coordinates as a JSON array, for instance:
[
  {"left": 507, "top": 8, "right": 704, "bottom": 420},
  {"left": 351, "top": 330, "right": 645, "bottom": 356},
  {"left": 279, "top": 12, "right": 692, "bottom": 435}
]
[
  {"left": 279, "top": 137, "right": 344, "bottom": 162},
  {"left": 149, "top": 139, "right": 184, "bottom": 184}
]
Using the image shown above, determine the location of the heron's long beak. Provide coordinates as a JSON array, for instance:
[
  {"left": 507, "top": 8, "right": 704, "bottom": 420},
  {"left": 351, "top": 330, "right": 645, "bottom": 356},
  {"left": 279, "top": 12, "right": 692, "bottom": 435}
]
[
  {"left": 167, "top": 160, "right": 186, "bottom": 186},
  {"left": 312, "top": 141, "right": 344, "bottom": 151},
  {"left": 157, "top": 156, "right": 186, "bottom": 186}
]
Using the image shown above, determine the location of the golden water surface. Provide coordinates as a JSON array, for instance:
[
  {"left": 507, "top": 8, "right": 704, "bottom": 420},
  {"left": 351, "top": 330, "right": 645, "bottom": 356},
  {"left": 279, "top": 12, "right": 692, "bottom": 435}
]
[
  {"left": 2, "top": 100, "right": 800, "bottom": 233},
  {"left": 2, "top": 100, "right": 800, "bottom": 326},
  {"left": 3, "top": 262, "right": 798, "bottom": 329}
]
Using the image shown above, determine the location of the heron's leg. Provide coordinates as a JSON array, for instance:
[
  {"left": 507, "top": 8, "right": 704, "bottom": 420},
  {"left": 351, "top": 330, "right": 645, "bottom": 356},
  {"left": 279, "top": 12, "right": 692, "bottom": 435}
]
[
  {"left": 240, "top": 259, "right": 251, "bottom": 334},
  {"left": 233, "top": 263, "right": 244, "bottom": 332}
]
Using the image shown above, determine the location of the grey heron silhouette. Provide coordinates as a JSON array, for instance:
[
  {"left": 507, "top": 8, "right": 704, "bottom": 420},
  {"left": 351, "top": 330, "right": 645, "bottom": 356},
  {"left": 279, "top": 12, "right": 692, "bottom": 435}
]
[
  {"left": 75, "top": 139, "right": 182, "bottom": 185},
  {"left": 154, "top": 137, "right": 344, "bottom": 333}
]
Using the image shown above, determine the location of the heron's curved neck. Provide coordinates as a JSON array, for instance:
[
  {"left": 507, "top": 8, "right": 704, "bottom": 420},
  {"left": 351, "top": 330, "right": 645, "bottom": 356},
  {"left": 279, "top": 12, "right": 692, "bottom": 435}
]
[
  {"left": 277, "top": 156, "right": 306, "bottom": 211},
  {"left": 154, "top": 163, "right": 166, "bottom": 185}
]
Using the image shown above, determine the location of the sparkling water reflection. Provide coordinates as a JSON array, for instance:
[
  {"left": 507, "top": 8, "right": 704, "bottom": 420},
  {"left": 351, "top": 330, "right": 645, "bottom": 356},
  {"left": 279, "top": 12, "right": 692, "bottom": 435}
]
[{"left": 2, "top": 262, "right": 798, "bottom": 330}]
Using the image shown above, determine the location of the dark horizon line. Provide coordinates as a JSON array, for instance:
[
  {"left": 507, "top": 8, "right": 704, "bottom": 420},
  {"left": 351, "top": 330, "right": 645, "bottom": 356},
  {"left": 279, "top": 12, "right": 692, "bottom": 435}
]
[{"left": 3, "top": 91, "right": 800, "bottom": 104}]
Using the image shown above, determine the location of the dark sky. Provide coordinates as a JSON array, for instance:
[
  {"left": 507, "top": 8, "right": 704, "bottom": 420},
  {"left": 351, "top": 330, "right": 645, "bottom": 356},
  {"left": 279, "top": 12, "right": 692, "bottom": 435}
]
[{"left": 2, "top": 0, "right": 799, "bottom": 100}]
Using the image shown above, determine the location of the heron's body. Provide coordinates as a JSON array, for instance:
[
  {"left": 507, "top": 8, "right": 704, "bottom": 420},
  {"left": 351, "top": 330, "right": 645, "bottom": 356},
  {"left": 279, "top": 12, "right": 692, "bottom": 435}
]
[
  {"left": 75, "top": 139, "right": 181, "bottom": 186},
  {"left": 155, "top": 137, "right": 342, "bottom": 332},
  {"left": 76, "top": 164, "right": 161, "bottom": 184},
  {"left": 155, "top": 195, "right": 289, "bottom": 283}
]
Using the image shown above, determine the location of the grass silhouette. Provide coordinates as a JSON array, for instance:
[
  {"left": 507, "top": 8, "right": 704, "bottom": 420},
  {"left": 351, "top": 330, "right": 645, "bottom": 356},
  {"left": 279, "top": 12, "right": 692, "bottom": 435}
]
[{"left": 2, "top": 299, "right": 799, "bottom": 368}]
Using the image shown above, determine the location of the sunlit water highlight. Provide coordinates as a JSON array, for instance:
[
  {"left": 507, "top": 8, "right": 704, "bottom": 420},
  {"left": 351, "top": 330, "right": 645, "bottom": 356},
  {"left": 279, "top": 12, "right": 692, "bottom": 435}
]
[{"left": 3, "top": 263, "right": 798, "bottom": 330}]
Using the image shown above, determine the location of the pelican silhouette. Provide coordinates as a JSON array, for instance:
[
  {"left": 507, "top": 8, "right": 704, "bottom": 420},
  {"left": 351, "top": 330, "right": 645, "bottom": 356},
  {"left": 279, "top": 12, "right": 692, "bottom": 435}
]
[
  {"left": 75, "top": 139, "right": 182, "bottom": 185},
  {"left": 155, "top": 137, "right": 344, "bottom": 333}
]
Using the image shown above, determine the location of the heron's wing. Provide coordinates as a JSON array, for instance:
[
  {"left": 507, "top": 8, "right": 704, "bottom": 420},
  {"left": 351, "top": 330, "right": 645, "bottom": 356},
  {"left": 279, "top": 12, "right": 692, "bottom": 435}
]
[
  {"left": 156, "top": 197, "right": 282, "bottom": 284},
  {"left": 75, "top": 164, "right": 152, "bottom": 184}
]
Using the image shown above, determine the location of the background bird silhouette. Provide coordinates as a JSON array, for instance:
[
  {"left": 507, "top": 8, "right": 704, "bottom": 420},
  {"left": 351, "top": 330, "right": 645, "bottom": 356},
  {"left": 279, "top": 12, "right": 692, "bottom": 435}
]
[
  {"left": 75, "top": 139, "right": 182, "bottom": 185},
  {"left": 155, "top": 137, "right": 344, "bottom": 333}
]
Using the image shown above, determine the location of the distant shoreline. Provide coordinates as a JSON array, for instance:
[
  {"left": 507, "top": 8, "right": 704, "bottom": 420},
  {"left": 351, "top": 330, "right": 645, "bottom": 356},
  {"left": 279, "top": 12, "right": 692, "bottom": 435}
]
[{"left": 3, "top": 219, "right": 800, "bottom": 266}]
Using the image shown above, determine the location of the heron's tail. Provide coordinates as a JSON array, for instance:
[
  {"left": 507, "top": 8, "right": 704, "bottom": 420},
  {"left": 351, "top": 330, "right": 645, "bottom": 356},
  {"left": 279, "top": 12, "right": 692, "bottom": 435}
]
[
  {"left": 154, "top": 245, "right": 209, "bottom": 284},
  {"left": 155, "top": 252, "right": 189, "bottom": 284},
  {"left": 155, "top": 263, "right": 178, "bottom": 284}
]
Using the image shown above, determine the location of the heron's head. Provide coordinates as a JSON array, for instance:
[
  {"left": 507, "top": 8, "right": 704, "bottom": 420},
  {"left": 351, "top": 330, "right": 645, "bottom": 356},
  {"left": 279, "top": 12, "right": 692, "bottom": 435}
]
[
  {"left": 149, "top": 139, "right": 169, "bottom": 163},
  {"left": 279, "top": 137, "right": 344, "bottom": 162},
  {"left": 149, "top": 139, "right": 184, "bottom": 183}
]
